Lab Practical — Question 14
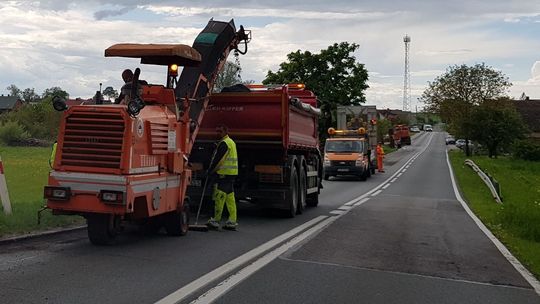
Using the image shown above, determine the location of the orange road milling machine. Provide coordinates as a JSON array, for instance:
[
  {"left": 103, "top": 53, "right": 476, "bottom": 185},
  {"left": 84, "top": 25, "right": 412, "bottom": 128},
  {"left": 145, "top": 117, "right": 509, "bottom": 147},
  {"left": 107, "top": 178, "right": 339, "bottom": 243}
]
[{"left": 44, "top": 19, "right": 250, "bottom": 244}]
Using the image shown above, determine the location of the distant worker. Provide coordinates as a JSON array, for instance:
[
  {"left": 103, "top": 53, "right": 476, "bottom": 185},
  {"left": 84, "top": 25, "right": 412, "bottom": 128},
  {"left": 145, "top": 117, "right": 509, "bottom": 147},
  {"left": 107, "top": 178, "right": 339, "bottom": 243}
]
[
  {"left": 206, "top": 124, "right": 239, "bottom": 231},
  {"left": 376, "top": 142, "right": 385, "bottom": 173}
]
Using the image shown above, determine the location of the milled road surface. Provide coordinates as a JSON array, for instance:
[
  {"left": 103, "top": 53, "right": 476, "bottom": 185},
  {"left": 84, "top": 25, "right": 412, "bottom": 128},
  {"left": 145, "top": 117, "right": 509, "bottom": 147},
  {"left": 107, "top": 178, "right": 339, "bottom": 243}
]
[{"left": 1, "top": 132, "right": 538, "bottom": 304}]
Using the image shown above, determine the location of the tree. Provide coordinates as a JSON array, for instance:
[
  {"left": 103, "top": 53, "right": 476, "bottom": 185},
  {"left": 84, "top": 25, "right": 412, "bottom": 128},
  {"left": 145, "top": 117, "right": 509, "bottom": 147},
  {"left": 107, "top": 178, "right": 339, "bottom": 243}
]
[
  {"left": 420, "top": 63, "right": 511, "bottom": 156},
  {"left": 263, "top": 42, "right": 369, "bottom": 138},
  {"left": 22, "top": 88, "right": 40, "bottom": 103},
  {"left": 469, "top": 101, "right": 527, "bottom": 158},
  {"left": 42, "top": 87, "right": 69, "bottom": 99},
  {"left": 102, "top": 86, "right": 118, "bottom": 100},
  {"left": 214, "top": 61, "right": 242, "bottom": 92},
  {"left": 6, "top": 84, "right": 22, "bottom": 99}
]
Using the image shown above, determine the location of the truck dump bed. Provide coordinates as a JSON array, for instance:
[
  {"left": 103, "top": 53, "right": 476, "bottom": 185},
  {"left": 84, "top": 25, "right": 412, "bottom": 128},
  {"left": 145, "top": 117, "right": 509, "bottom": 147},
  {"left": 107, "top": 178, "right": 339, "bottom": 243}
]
[{"left": 196, "top": 85, "right": 319, "bottom": 150}]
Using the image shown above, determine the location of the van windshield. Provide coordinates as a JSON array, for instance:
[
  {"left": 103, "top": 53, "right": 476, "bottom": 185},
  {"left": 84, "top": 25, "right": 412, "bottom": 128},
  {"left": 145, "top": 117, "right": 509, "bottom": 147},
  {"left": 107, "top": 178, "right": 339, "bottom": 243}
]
[{"left": 325, "top": 140, "right": 364, "bottom": 153}]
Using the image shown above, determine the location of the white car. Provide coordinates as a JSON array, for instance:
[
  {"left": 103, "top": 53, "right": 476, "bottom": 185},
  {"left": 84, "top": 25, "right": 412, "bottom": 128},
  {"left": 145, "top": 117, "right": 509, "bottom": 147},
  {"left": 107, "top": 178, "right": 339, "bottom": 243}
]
[
  {"left": 424, "top": 124, "right": 433, "bottom": 132},
  {"left": 410, "top": 126, "right": 420, "bottom": 132}
]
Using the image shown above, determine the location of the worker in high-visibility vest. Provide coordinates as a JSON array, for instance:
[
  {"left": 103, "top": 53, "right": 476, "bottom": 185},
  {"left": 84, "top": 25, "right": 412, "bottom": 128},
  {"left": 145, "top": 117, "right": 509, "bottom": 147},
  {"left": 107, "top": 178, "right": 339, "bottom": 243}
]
[
  {"left": 206, "top": 124, "right": 239, "bottom": 231},
  {"left": 49, "top": 141, "right": 57, "bottom": 168},
  {"left": 376, "top": 142, "right": 385, "bottom": 173}
]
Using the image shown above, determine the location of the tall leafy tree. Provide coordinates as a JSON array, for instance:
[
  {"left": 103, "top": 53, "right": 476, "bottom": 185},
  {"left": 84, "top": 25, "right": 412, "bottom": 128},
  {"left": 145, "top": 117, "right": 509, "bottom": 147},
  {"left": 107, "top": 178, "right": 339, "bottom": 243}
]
[
  {"left": 214, "top": 61, "right": 242, "bottom": 92},
  {"left": 22, "top": 88, "right": 40, "bottom": 103},
  {"left": 469, "top": 100, "right": 527, "bottom": 158},
  {"left": 420, "top": 63, "right": 511, "bottom": 155},
  {"left": 263, "top": 42, "right": 369, "bottom": 138},
  {"left": 102, "top": 86, "right": 118, "bottom": 100},
  {"left": 42, "top": 86, "right": 69, "bottom": 100},
  {"left": 6, "top": 84, "right": 22, "bottom": 99}
]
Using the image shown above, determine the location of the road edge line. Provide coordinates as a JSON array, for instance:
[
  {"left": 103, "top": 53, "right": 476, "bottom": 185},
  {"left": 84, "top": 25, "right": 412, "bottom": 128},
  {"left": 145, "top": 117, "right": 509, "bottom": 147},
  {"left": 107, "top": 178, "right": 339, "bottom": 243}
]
[{"left": 445, "top": 149, "right": 540, "bottom": 295}]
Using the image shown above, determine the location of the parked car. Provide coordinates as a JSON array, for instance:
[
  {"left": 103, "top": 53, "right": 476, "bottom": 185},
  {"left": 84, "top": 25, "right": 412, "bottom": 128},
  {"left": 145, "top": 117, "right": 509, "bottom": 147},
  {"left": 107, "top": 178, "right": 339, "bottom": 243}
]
[
  {"left": 410, "top": 126, "right": 420, "bottom": 132},
  {"left": 445, "top": 136, "right": 455, "bottom": 145},
  {"left": 424, "top": 124, "right": 433, "bottom": 132},
  {"left": 455, "top": 139, "right": 472, "bottom": 149}
]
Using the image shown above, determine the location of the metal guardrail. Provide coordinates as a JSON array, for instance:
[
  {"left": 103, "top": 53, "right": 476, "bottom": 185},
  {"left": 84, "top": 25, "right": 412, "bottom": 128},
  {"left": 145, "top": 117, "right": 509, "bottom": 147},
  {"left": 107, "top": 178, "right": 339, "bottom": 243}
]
[{"left": 464, "top": 159, "right": 503, "bottom": 204}]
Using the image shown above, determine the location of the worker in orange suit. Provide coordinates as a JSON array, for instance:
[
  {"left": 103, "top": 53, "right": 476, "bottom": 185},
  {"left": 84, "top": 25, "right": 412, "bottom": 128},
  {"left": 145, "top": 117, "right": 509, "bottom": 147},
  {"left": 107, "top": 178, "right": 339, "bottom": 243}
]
[{"left": 376, "top": 142, "right": 385, "bottom": 173}]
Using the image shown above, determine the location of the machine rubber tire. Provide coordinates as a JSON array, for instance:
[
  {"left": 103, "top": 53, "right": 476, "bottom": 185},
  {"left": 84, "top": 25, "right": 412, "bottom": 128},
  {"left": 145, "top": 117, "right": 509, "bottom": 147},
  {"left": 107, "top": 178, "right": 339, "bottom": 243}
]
[
  {"left": 164, "top": 203, "right": 190, "bottom": 236},
  {"left": 285, "top": 167, "right": 299, "bottom": 218},
  {"left": 87, "top": 214, "right": 118, "bottom": 246},
  {"left": 297, "top": 165, "right": 307, "bottom": 214},
  {"left": 306, "top": 190, "right": 319, "bottom": 207}
]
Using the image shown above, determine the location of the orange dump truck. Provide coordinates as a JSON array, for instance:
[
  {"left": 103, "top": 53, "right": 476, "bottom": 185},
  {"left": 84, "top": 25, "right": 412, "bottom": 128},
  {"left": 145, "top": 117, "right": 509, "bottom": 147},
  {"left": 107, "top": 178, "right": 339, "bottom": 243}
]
[
  {"left": 323, "top": 128, "right": 373, "bottom": 181},
  {"left": 44, "top": 20, "right": 250, "bottom": 244}
]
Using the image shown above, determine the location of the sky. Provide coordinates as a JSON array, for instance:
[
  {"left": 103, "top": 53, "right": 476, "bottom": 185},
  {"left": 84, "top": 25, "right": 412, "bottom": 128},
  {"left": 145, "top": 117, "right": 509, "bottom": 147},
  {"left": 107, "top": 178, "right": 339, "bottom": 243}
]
[{"left": 1, "top": 0, "right": 539, "bottom": 110}]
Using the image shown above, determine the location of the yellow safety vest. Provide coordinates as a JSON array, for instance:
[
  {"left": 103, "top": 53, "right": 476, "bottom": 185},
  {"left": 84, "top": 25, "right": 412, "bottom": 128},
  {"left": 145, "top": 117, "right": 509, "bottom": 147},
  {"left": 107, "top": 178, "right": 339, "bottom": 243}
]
[
  {"left": 216, "top": 135, "right": 238, "bottom": 176},
  {"left": 49, "top": 142, "right": 57, "bottom": 167}
]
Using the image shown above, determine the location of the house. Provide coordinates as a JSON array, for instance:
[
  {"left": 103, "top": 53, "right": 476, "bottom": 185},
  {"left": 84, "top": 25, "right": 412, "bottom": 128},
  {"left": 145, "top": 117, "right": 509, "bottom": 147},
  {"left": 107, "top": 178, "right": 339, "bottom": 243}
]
[
  {"left": 512, "top": 97, "right": 540, "bottom": 141},
  {"left": 0, "top": 95, "right": 23, "bottom": 114}
]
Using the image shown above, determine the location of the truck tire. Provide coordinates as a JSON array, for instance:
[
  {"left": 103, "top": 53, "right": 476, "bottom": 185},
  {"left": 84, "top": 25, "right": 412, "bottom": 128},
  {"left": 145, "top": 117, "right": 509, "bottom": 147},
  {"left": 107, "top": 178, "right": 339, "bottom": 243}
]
[
  {"left": 285, "top": 167, "right": 299, "bottom": 218},
  {"left": 164, "top": 202, "right": 190, "bottom": 236},
  {"left": 87, "top": 214, "right": 119, "bottom": 246},
  {"left": 297, "top": 165, "right": 307, "bottom": 214},
  {"left": 306, "top": 190, "right": 319, "bottom": 207}
]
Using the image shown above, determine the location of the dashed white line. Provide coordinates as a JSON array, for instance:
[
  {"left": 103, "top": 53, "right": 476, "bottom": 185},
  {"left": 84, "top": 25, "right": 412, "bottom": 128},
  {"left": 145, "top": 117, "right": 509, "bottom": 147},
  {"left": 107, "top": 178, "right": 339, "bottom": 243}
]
[
  {"left": 382, "top": 184, "right": 390, "bottom": 189},
  {"left": 354, "top": 198, "right": 370, "bottom": 206},
  {"left": 397, "top": 173, "right": 403, "bottom": 177},
  {"left": 338, "top": 205, "right": 353, "bottom": 210},
  {"left": 330, "top": 210, "right": 346, "bottom": 215},
  {"left": 390, "top": 178, "right": 398, "bottom": 183},
  {"left": 371, "top": 190, "right": 382, "bottom": 197}
]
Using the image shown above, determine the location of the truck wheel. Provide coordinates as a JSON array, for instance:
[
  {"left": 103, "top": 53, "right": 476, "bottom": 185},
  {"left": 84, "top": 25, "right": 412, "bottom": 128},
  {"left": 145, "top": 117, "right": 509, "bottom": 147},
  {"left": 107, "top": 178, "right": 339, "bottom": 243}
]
[
  {"left": 285, "top": 167, "right": 299, "bottom": 218},
  {"left": 164, "top": 202, "right": 190, "bottom": 236},
  {"left": 297, "top": 165, "right": 307, "bottom": 214},
  {"left": 87, "top": 214, "right": 119, "bottom": 246},
  {"left": 306, "top": 190, "right": 319, "bottom": 207}
]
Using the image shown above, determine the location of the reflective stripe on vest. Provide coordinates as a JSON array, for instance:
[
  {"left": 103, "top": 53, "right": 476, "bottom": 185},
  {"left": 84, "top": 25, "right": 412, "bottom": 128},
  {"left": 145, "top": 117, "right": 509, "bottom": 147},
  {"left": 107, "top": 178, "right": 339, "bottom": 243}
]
[{"left": 216, "top": 136, "right": 238, "bottom": 176}]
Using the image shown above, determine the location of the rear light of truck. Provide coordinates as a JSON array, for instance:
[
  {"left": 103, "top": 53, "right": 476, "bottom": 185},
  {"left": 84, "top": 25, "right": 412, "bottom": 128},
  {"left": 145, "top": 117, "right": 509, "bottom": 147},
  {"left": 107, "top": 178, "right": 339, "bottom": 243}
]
[
  {"left": 44, "top": 186, "right": 72, "bottom": 201},
  {"left": 99, "top": 190, "right": 125, "bottom": 205}
]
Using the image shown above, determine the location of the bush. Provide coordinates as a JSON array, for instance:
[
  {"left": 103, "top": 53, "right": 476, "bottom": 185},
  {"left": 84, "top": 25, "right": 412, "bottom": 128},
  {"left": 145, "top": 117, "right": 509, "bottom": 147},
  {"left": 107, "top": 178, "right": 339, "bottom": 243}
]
[
  {"left": 513, "top": 139, "right": 540, "bottom": 161},
  {"left": 0, "top": 120, "right": 30, "bottom": 145}
]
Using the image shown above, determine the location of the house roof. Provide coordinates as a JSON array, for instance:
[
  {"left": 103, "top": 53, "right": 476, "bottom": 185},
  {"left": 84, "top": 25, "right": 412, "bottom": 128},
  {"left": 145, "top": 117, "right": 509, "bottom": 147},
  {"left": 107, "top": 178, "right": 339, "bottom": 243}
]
[
  {"left": 0, "top": 95, "right": 20, "bottom": 110},
  {"left": 513, "top": 99, "right": 540, "bottom": 132}
]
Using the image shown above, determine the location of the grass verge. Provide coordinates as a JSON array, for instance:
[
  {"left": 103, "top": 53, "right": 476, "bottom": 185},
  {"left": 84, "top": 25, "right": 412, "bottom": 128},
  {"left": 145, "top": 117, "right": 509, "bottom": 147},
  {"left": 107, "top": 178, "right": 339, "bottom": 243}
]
[
  {"left": 449, "top": 150, "right": 540, "bottom": 279},
  {"left": 0, "top": 146, "right": 84, "bottom": 238}
]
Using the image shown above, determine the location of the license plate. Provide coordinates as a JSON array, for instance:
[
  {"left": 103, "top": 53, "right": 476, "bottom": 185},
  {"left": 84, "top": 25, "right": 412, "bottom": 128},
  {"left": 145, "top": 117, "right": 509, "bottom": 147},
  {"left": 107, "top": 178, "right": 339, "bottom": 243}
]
[
  {"left": 337, "top": 168, "right": 349, "bottom": 172},
  {"left": 191, "top": 179, "right": 202, "bottom": 187}
]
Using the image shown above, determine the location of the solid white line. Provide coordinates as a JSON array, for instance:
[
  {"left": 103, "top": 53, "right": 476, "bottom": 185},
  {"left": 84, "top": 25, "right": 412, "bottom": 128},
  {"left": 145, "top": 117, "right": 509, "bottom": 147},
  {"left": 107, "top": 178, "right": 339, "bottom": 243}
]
[
  {"left": 371, "top": 190, "right": 382, "bottom": 197},
  {"left": 154, "top": 215, "right": 328, "bottom": 304},
  {"left": 190, "top": 217, "right": 336, "bottom": 304},
  {"left": 445, "top": 149, "right": 540, "bottom": 295},
  {"left": 382, "top": 184, "right": 390, "bottom": 189}
]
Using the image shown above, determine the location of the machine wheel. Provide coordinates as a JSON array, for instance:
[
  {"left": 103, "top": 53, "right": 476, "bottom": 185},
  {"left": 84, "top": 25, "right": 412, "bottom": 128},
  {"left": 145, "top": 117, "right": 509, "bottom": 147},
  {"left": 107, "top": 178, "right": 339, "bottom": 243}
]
[
  {"left": 306, "top": 190, "right": 319, "bottom": 207},
  {"left": 285, "top": 167, "right": 299, "bottom": 218},
  {"left": 87, "top": 214, "right": 119, "bottom": 246},
  {"left": 164, "top": 202, "right": 190, "bottom": 236},
  {"left": 297, "top": 165, "right": 307, "bottom": 214}
]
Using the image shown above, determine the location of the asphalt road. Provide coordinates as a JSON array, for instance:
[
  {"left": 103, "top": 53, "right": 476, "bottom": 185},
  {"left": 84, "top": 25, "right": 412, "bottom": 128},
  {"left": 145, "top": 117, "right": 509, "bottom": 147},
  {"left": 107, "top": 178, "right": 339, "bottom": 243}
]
[{"left": 1, "top": 132, "right": 538, "bottom": 304}]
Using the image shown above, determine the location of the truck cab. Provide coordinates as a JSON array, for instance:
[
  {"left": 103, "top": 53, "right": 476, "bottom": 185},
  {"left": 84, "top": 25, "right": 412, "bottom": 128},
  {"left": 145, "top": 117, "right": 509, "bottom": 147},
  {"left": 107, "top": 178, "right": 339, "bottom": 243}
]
[{"left": 323, "top": 128, "right": 372, "bottom": 181}]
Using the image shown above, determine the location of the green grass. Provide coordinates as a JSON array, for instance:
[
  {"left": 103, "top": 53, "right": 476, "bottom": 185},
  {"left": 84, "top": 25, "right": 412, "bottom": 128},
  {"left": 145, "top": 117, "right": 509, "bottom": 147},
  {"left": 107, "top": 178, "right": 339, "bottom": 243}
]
[
  {"left": 383, "top": 145, "right": 397, "bottom": 154},
  {"left": 0, "top": 146, "right": 84, "bottom": 238},
  {"left": 449, "top": 150, "right": 540, "bottom": 279}
]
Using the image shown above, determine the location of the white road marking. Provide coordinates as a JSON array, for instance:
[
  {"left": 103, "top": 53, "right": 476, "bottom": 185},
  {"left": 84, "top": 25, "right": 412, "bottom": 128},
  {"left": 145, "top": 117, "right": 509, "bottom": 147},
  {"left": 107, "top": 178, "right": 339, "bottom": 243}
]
[
  {"left": 382, "top": 184, "right": 390, "bottom": 189},
  {"left": 330, "top": 210, "right": 346, "bottom": 215},
  {"left": 354, "top": 198, "right": 370, "bottom": 206},
  {"left": 390, "top": 178, "right": 398, "bottom": 183},
  {"left": 190, "top": 217, "right": 336, "bottom": 304},
  {"left": 446, "top": 149, "right": 540, "bottom": 296},
  {"left": 402, "top": 169, "right": 407, "bottom": 172},
  {"left": 397, "top": 173, "right": 403, "bottom": 177},
  {"left": 338, "top": 205, "right": 353, "bottom": 210},
  {"left": 371, "top": 190, "right": 382, "bottom": 197},
  {"left": 155, "top": 215, "right": 329, "bottom": 304}
]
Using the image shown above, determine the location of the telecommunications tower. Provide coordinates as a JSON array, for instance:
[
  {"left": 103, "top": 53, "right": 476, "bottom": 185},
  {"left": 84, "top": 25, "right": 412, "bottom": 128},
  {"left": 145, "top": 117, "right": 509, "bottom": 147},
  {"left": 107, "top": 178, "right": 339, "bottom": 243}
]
[{"left": 403, "top": 35, "right": 411, "bottom": 111}]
